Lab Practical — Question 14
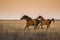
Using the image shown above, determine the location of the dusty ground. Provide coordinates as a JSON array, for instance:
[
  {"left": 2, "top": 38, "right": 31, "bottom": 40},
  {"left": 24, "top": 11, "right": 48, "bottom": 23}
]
[{"left": 0, "top": 20, "right": 60, "bottom": 40}]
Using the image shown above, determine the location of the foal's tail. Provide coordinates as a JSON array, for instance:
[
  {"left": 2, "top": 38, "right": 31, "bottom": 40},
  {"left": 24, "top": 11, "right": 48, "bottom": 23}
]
[{"left": 51, "top": 18, "right": 55, "bottom": 23}]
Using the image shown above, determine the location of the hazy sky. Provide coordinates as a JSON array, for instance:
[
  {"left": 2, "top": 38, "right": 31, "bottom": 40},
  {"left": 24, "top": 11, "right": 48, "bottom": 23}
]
[{"left": 0, "top": 0, "right": 60, "bottom": 20}]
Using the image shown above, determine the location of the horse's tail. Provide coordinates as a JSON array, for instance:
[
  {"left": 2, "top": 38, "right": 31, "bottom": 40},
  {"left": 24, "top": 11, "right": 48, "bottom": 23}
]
[{"left": 51, "top": 18, "right": 55, "bottom": 23}]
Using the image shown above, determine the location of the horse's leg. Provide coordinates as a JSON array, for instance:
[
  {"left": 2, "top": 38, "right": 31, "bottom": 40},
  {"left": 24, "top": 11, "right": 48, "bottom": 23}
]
[
  {"left": 47, "top": 24, "right": 50, "bottom": 30},
  {"left": 27, "top": 26, "right": 30, "bottom": 30},
  {"left": 37, "top": 23, "right": 41, "bottom": 29},
  {"left": 24, "top": 26, "right": 27, "bottom": 30},
  {"left": 33, "top": 22, "right": 36, "bottom": 30},
  {"left": 34, "top": 26, "right": 37, "bottom": 30},
  {"left": 24, "top": 25, "right": 30, "bottom": 30},
  {"left": 41, "top": 24, "right": 43, "bottom": 29},
  {"left": 24, "top": 25, "right": 28, "bottom": 30},
  {"left": 34, "top": 26, "right": 36, "bottom": 30},
  {"left": 34, "top": 25, "right": 37, "bottom": 30}
]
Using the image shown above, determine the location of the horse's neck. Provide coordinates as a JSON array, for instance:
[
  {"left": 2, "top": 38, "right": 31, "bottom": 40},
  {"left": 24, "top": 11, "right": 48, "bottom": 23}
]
[
  {"left": 41, "top": 18, "right": 45, "bottom": 20},
  {"left": 25, "top": 17, "right": 31, "bottom": 20},
  {"left": 27, "top": 18, "right": 32, "bottom": 20}
]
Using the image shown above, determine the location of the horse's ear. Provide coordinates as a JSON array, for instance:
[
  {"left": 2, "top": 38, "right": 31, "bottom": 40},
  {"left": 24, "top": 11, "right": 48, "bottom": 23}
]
[
  {"left": 23, "top": 15, "right": 26, "bottom": 16},
  {"left": 51, "top": 18, "right": 55, "bottom": 23},
  {"left": 38, "top": 15, "right": 40, "bottom": 17},
  {"left": 52, "top": 18, "right": 54, "bottom": 20},
  {"left": 24, "top": 14, "right": 27, "bottom": 16}
]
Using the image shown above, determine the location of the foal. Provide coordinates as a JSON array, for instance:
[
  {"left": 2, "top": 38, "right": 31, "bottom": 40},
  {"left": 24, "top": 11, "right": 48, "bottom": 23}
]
[{"left": 37, "top": 16, "right": 55, "bottom": 30}]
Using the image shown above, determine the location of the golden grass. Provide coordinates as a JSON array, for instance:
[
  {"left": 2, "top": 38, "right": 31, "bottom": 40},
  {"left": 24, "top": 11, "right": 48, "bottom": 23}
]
[
  {"left": 0, "top": 20, "right": 60, "bottom": 40},
  {"left": 0, "top": 20, "right": 60, "bottom": 32}
]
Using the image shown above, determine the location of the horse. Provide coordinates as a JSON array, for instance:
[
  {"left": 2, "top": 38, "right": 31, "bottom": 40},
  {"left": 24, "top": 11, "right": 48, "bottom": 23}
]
[
  {"left": 20, "top": 15, "right": 41, "bottom": 30},
  {"left": 37, "top": 15, "right": 55, "bottom": 30},
  {"left": 20, "top": 15, "right": 32, "bottom": 20}
]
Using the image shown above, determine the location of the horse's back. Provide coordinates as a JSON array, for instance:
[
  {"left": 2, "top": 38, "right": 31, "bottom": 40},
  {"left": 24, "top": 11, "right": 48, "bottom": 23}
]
[
  {"left": 42, "top": 20, "right": 49, "bottom": 25},
  {"left": 26, "top": 19, "right": 40, "bottom": 26},
  {"left": 27, "top": 20, "right": 34, "bottom": 26}
]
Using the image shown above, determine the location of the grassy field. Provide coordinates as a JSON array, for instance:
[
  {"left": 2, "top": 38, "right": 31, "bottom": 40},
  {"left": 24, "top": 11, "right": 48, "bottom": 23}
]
[{"left": 0, "top": 20, "right": 60, "bottom": 40}]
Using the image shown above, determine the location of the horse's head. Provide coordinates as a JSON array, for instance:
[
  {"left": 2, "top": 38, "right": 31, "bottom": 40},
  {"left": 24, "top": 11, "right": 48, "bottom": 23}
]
[
  {"left": 20, "top": 15, "right": 26, "bottom": 20},
  {"left": 37, "top": 15, "right": 44, "bottom": 20},
  {"left": 20, "top": 15, "right": 32, "bottom": 20},
  {"left": 51, "top": 18, "right": 55, "bottom": 23}
]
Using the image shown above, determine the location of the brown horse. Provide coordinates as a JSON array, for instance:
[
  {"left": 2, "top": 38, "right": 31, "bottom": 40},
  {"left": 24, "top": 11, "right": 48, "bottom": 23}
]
[
  {"left": 37, "top": 16, "right": 55, "bottom": 30},
  {"left": 20, "top": 15, "right": 41, "bottom": 30}
]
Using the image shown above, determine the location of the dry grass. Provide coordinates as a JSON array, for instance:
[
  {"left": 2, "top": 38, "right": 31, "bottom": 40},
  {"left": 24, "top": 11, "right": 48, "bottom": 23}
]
[{"left": 0, "top": 20, "right": 60, "bottom": 40}]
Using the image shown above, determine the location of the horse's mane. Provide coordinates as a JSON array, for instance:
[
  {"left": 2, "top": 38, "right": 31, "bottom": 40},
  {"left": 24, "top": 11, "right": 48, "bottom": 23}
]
[
  {"left": 37, "top": 15, "right": 45, "bottom": 20},
  {"left": 20, "top": 15, "right": 32, "bottom": 20}
]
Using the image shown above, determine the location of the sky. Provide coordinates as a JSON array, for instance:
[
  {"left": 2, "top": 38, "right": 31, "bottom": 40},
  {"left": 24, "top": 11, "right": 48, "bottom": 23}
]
[{"left": 0, "top": 0, "right": 60, "bottom": 20}]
